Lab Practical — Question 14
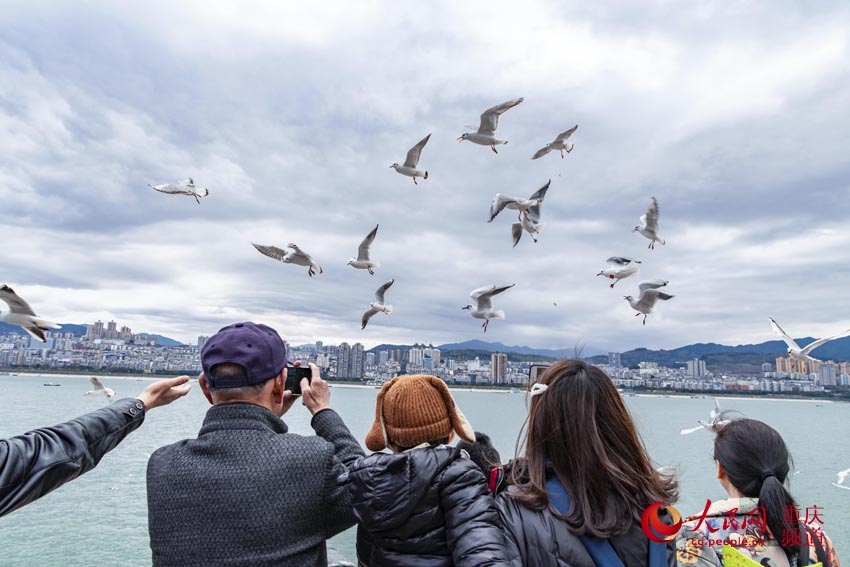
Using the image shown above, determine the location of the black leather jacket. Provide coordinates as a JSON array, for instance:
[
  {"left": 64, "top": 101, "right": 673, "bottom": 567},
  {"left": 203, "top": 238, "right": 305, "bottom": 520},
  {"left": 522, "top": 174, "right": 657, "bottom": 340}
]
[{"left": 0, "top": 397, "right": 146, "bottom": 517}]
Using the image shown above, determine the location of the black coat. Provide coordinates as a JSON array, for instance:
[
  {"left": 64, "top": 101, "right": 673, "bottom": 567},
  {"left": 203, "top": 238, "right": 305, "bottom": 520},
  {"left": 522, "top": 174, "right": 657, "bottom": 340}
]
[
  {"left": 496, "top": 487, "right": 677, "bottom": 567},
  {"left": 346, "top": 444, "right": 510, "bottom": 567},
  {"left": 0, "top": 397, "right": 146, "bottom": 517}
]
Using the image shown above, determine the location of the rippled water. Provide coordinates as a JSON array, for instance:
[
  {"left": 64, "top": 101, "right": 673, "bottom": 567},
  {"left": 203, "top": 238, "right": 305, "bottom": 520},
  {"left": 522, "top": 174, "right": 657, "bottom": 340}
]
[{"left": 1, "top": 374, "right": 847, "bottom": 565}]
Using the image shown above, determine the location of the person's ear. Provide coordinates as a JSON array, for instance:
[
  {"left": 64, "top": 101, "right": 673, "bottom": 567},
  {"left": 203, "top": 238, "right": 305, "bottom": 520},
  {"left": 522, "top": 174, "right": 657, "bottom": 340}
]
[
  {"left": 715, "top": 459, "right": 725, "bottom": 480},
  {"left": 271, "top": 371, "right": 285, "bottom": 404},
  {"left": 199, "top": 373, "right": 214, "bottom": 406}
]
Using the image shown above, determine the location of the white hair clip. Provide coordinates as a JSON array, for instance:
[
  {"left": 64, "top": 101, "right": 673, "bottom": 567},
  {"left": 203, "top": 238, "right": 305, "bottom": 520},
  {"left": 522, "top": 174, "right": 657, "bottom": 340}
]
[{"left": 529, "top": 383, "right": 549, "bottom": 397}]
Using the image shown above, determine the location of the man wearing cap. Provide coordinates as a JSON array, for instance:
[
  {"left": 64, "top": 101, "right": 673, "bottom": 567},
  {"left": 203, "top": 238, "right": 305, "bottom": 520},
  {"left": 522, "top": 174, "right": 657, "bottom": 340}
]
[{"left": 146, "top": 322, "right": 364, "bottom": 567}]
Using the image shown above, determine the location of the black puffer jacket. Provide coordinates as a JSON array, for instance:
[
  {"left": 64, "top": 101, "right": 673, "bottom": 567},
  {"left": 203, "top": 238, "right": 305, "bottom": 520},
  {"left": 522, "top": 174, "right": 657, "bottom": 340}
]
[
  {"left": 346, "top": 444, "right": 510, "bottom": 567},
  {"left": 496, "top": 486, "right": 677, "bottom": 567}
]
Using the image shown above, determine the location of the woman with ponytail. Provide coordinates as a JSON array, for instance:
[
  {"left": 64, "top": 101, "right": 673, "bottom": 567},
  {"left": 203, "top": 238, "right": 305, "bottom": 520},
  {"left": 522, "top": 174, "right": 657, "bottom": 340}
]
[{"left": 677, "top": 418, "right": 841, "bottom": 566}]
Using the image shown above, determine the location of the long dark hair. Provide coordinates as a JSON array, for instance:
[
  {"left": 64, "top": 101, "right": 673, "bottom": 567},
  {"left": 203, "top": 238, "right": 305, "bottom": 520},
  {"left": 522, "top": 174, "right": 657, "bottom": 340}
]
[
  {"left": 713, "top": 418, "right": 801, "bottom": 559},
  {"left": 508, "top": 359, "right": 678, "bottom": 538}
]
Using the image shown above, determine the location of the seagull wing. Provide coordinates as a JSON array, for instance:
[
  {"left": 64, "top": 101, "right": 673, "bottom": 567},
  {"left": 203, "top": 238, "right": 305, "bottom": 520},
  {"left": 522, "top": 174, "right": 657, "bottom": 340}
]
[
  {"left": 361, "top": 307, "right": 381, "bottom": 329},
  {"left": 644, "top": 197, "right": 660, "bottom": 231},
  {"left": 477, "top": 98, "right": 524, "bottom": 136},
  {"left": 607, "top": 257, "right": 637, "bottom": 267},
  {"left": 252, "top": 244, "right": 288, "bottom": 262},
  {"left": 0, "top": 285, "right": 37, "bottom": 316},
  {"left": 837, "top": 467, "right": 850, "bottom": 485},
  {"left": 679, "top": 425, "right": 705, "bottom": 435},
  {"left": 357, "top": 225, "right": 379, "bottom": 262},
  {"left": 90, "top": 377, "right": 106, "bottom": 391},
  {"left": 287, "top": 243, "right": 313, "bottom": 263},
  {"left": 475, "top": 284, "right": 515, "bottom": 310},
  {"left": 800, "top": 327, "right": 850, "bottom": 355},
  {"left": 531, "top": 146, "right": 552, "bottom": 160},
  {"left": 769, "top": 317, "right": 800, "bottom": 351},
  {"left": 554, "top": 125, "right": 578, "bottom": 143},
  {"left": 375, "top": 279, "right": 394, "bottom": 304},
  {"left": 636, "top": 289, "right": 674, "bottom": 311},
  {"left": 511, "top": 223, "right": 523, "bottom": 247},
  {"left": 638, "top": 279, "right": 669, "bottom": 294},
  {"left": 403, "top": 134, "right": 431, "bottom": 168},
  {"left": 527, "top": 179, "right": 551, "bottom": 203},
  {"left": 180, "top": 178, "right": 195, "bottom": 187},
  {"left": 489, "top": 194, "right": 519, "bottom": 222},
  {"left": 710, "top": 398, "right": 721, "bottom": 420}
]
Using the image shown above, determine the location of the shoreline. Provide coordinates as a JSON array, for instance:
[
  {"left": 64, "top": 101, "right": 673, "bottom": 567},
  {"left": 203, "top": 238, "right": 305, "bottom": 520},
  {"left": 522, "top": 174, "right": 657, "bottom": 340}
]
[{"left": 1, "top": 371, "right": 841, "bottom": 402}]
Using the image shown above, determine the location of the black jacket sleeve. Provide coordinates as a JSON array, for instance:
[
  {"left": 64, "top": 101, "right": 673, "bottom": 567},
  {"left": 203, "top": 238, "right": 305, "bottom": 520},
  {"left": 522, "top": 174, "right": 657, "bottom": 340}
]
[
  {"left": 0, "top": 398, "right": 146, "bottom": 517},
  {"left": 311, "top": 408, "right": 366, "bottom": 538},
  {"left": 440, "top": 460, "right": 511, "bottom": 567}
]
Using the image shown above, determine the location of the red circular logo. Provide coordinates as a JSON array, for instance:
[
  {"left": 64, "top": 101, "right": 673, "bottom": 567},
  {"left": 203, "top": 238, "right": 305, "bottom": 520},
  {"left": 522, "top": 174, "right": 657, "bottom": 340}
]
[{"left": 641, "top": 502, "right": 682, "bottom": 543}]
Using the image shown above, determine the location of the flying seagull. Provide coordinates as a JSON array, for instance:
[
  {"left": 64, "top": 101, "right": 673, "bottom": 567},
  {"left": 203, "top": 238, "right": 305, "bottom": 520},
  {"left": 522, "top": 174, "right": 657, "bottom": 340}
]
[
  {"left": 361, "top": 280, "right": 395, "bottom": 329},
  {"left": 511, "top": 205, "right": 544, "bottom": 247},
  {"left": 462, "top": 284, "right": 515, "bottom": 332},
  {"left": 458, "top": 98, "right": 524, "bottom": 153},
  {"left": 597, "top": 257, "right": 641, "bottom": 288},
  {"left": 832, "top": 467, "right": 850, "bottom": 491},
  {"left": 252, "top": 243, "right": 324, "bottom": 277},
  {"left": 148, "top": 178, "right": 209, "bottom": 205},
  {"left": 680, "top": 398, "right": 730, "bottom": 435},
  {"left": 624, "top": 279, "right": 673, "bottom": 325},
  {"left": 348, "top": 225, "right": 380, "bottom": 275},
  {"left": 489, "top": 179, "right": 550, "bottom": 223},
  {"left": 390, "top": 134, "right": 431, "bottom": 185},
  {"left": 0, "top": 285, "right": 60, "bottom": 342},
  {"left": 532, "top": 125, "right": 578, "bottom": 160},
  {"left": 768, "top": 317, "right": 850, "bottom": 363},
  {"left": 85, "top": 377, "right": 116, "bottom": 401},
  {"left": 633, "top": 197, "right": 665, "bottom": 249}
]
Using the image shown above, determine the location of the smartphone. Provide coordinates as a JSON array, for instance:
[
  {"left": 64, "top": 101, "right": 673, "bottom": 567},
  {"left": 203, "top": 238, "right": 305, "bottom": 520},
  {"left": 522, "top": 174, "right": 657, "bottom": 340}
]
[
  {"left": 528, "top": 364, "right": 551, "bottom": 383},
  {"left": 285, "top": 365, "right": 313, "bottom": 395}
]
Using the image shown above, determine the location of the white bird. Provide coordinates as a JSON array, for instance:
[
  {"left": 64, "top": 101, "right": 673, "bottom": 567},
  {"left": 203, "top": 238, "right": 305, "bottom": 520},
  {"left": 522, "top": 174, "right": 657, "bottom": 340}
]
[
  {"left": 624, "top": 279, "right": 673, "bottom": 325},
  {"left": 390, "top": 134, "right": 431, "bottom": 185},
  {"left": 252, "top": 243, "right": 324, "bottom": 277},
  {"left": 769, "top": 317, "right": 850, "bottom": 363},
  {"left": 597, "top": 257, "right": 641, "bottom": 288},
  {"left": 511, "top": 207, "right": 544, "bottom": 247},
  {"left": 489, "top": 179, "right": 550, "bottom": 223},
  {"left": 458, "top": 98, "right": 524, "bottom": 153},
  {"left": 679, "top": 398, "right": 729, "bottom": 435},
  {"left": 632, "top": 197, "right": 665, "bottom": 249},
  {"left": 462, "top": 284, "right": 515, "bottom": 332},
  {"left": 148, "top": 178, "right": 209, "bottom": 204},
  {"left": 832, "top": 467, "right": 850, "bottom": 490},
  {"left": 85, "top": 377, "right": 115, "bottom": 401},
  {"left": 532, "top": 125, "right": 578, "bottom": 160},
  {"left": 0, "top": 285, "right": 60, "bottom": 342},
  {"left": 361, "top": 280, "right": 394, "bottom": 329},
  {"left": 348, "top": 225, "right": 380, "bottom": 275}
]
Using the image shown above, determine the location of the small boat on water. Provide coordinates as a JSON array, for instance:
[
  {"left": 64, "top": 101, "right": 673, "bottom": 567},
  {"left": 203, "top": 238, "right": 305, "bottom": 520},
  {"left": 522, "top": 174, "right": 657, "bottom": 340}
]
[{"left": 43, "top": 383, "right": 61, "bottom": 387}]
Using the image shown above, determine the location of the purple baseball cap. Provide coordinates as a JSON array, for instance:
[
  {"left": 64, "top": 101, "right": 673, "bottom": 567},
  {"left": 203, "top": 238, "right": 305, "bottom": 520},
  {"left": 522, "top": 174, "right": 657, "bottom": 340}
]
[{"left": 201, "top": 322, "right": 288, "bottom": 388}]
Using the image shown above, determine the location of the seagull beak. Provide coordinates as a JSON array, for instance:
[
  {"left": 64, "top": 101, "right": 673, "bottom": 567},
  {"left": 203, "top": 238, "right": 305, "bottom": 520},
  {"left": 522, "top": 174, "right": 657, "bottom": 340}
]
[{"left": 457, "top": 136, "right": 463, "bottom": 142}]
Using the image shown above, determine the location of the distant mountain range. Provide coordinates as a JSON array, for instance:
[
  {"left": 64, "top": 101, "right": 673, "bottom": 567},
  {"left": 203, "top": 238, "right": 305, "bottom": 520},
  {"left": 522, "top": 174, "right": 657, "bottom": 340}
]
[{"left": 0, "top": 322, "right": 184, "bottom": 347}]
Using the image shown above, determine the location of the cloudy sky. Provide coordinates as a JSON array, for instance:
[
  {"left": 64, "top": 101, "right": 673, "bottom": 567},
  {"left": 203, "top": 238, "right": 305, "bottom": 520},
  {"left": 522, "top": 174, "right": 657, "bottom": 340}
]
[{"left": 2, "top": 1, "right": 849, "bottom": 352}]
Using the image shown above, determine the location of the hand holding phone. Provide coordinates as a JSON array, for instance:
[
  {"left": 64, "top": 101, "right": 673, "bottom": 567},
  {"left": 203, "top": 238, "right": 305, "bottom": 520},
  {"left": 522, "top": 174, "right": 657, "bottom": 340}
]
[{"left": 285, "top": 365, "right": 313, "bottom": 396}]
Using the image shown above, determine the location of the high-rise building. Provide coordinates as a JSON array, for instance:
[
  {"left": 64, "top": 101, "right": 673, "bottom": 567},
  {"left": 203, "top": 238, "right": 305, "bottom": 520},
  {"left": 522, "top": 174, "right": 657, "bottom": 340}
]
[
  {"left": 775, "top": 357, "right": 789, "bottom": 373},
  {"left": 315, "top": 341, "right": 323, "bottom": 353},
  {"left": 197, "top": 336, "right": 210, "bottom": 349},
  {"left": 491, "top": 353, "right": 507, "bottom": 384},
  {"left": 378, "top": 350, "right": 389, "bottom": 365},
  {"left": 87, "top": 320, "right": 105, "bottom": 340},
  {"left": 819, "top": 362, "right": 838, "bottom": 386},
  {"left": 408, "top": 346, "right": 424, "bottom": 367},
  {"left": 840, "top": 362, "right": 850, "bottom": 376},
  {"left": 106, "top": 320, "right": 118, "bottom": 340},
  {"left": 608, "top": 352, "right": 621, "bottom": 368},
  {"left": 366, "top": 352, "right": 376, "bottom": 366},
  {"left": 687, "top": 358, "right": 707, "bottom": 378},
  {"left": 337, "top": 342, "right": 351, "bottom": 378},
  {"left": 351, "top": 343, "right": 365, "bottom": 379}
]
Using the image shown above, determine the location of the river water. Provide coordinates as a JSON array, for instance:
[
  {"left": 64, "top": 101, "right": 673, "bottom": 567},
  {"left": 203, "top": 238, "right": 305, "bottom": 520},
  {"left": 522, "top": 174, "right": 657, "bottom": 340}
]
[{"left": 1, "top": 374, "right": 847, "bottom": 565}]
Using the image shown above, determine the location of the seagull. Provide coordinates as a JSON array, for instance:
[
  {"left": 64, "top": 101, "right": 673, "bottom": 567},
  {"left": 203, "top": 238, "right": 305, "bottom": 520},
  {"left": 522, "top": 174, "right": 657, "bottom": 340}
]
[
  {"left": 832, "top": 467, "right": 850, "bottom": 491},
  {"left": 390, "top": 134, "right": 431, "bottom": 185},
  {"left": 632, "top": 197, "right": 665, "bottom": 249},
  {"left": 148, "top": 178, "right": 209, "bottom": 205},
  {"left": 489, "top": 179, "right": 550, "bottom": 223},
  {"left": 511, "top": 207, "right": 544, "bottom": 247},
  {"left": 348, "top": 225, "right": 380, "bottom": 275},
  {"left": 624, "top": 279, "right": 673, "bottom": 325},
  {"left": 85, "top": 377, "right": 115, "bottom": 401},
  {"left": 361, "top": 280, "right": 394, "bottom": 329},
  {"left": 0, "top": 285, "right": 60, "bottom": 342},
  {"left": 597, "top": 257, "right": 641, "bottom": 288},
  {"left": 458, "top": 98, "right": 524, "bottom": 153},
  {"left": 532, "top": 125, "right": 578, "bottom": 160},
  {"left": 462, "top": 284, "right": 515, "bottom": 332},
  {"left": 252, "top": 243, "right": 323, "bottom": 277},
  {"left": 680, "top": 398, "right": 729, "bottom": 434},
  {"left": 768, "top": 317, "right": 850, "bottom": 363}
]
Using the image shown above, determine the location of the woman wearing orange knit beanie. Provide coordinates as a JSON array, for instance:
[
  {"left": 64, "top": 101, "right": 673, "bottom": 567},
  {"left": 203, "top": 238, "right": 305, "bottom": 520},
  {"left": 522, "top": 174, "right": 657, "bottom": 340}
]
[{"left": 346, "top": 374, "right": 511, "bottom": 567}]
